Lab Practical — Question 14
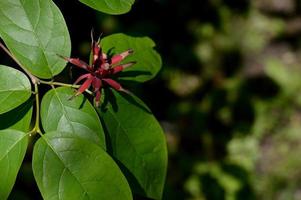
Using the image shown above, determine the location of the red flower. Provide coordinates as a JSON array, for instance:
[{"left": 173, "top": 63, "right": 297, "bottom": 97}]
[{"left": 61, "top": 37, "right": 135, "bottom": 106}]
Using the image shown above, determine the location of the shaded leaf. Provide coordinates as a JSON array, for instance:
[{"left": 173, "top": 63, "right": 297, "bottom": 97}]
[
  {"left": 79, "top": 0, "right": 135, "bottom": 15},
  {"left": 0, "top": 130, "right": 28, "bottom": 200},
  {"left": 32, "top": 132, "right": 132, "bottom": 200},
  {"left": 0, "top": 98, "right": 33, "bottom": 131},
  {"left": 41, "top": 87, "right": 106, "bottom": 149},
  {"left": 0, "top": 65, "right": 31, "bottom": 114},
  {"left": 98, "top": 90, "right": 167, "bottom": 199},
  {"left": 101, "top": 33, "right": 162, "bottom": 82},
  {"left": 0, "top": 0, "right": 71, "bottom": 78}
]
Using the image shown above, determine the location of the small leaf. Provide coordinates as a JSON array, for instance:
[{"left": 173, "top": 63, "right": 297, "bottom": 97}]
[
  {"left": 98, "top": 90, "right": 167, "bottom": 199},
  {"left": 0, "top": 99, "right": 33, "bottom": 131},
  {"left": 0, "top": 66, "right": 31, "bottom": 114},
  {"left": 79, "top": 0, "right": 135, "bottom": 15},
  {"left": 41, "top": 87, "right": 106, "bottom": 149},
  {"left": 32, "top": 132, "right": 133, "bottom": 200},
  {"left": 0, "top": 0, "right": 71, "bottom": 78},
  {"left": 101, "top": 33, "right": 162, "bottom": 82},
  {"left": 0, "top": 130, "right": 28, "bottom": 200}
]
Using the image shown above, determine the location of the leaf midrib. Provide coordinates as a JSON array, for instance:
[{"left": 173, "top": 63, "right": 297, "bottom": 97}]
[
  {"left": 0, "top": 89, "right": 30, "bottom": 93},
  {"left": 19, "top": 0, "right": 53, "bottom": 77},
  {"left": 106, "top": 107, "right": 150, "bottom": 188},
  {"left": 41, "top": 136, "right": 90, "bottom": 200},
  {"left": 0, "top": 0, "right": 54, "bottom": 76},
  {"left": 51, "top": 90, "right": 76, "bottom": 133},
  {"left": 105, "top": 103, "right": 161, "bottom": 194},
  {"left": 0, "top": 133, "right": 27, "bottom": 162}
]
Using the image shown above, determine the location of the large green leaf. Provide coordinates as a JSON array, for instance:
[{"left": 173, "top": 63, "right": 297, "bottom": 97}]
[
  {"left": 0, "top": 0, "right": 71, "bottom": 78},
  {"left": 33, "top": 132, "right": 132, "bottom": 200},
  {"left": 0, "top": 66, "right": 31, "bottom": 114},
  {"left": 0, "top": 130, "right": 28, "bottom": 200},
  {"left": 0, "top": 99, "right": 33, "bottom": 131},
  {"left": 101, "top": 33, "right": 162, "bottom": 82},
  {"left": 79, "top": 0, "right": 134, "bottom": 15},
  {"left": 98, "top": 90, "right": 167, "bottom": 199},
  {"left": 41, "top": 87, "right": 106, "bottom": 149}
]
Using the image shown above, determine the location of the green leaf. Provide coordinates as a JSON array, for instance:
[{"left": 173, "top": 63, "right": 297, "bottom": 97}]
[
  {"left": 98, "top": 90, "right": 167, "bottom": 199},
  {"left": 32, "top": 132, "right": 132, "bottom": 200},
  {"left": 0, "top": 130, "right": 28, "bottom": 200},
  {"left": 0, "top": 99, "right": 33, "bottom": 132},
  {"left": 0, "top": 0, "right": 71, "bottom": 78},
  {"left": 41, "top": 87, "right": 106, "bottom": 149},
  {"left": 101, "top": 33, "right": 162, "bottom": 82},
  {"left": 0, "top": 66, "right": 31, "bottom": 114},
  {"left": 79, "top": 0, "right": 135, "bottom": 15}
]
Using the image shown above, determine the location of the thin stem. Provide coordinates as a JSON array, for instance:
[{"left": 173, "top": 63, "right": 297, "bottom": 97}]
[
  {"left": 34, "top": 84, "right": 42, "bottom": 134},
  {"left": 39, "top": 80, "right": 80, "bottom": 88},
  {"left": 39, "top": 80, "right": 94, "bottom": 95},
  {"left": 0, "top": 42, "right": 39, "bottom": 84},
  {"left": 29, "top": 83, "right": 42, "bottom": 136}
]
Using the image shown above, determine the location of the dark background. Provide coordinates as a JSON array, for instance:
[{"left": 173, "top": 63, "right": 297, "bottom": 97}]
[{"left": 5, "top": 0, "right": 301, "bottom": 199}]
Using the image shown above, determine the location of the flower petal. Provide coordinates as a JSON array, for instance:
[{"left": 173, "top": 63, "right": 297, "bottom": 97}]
[
  {"left": 73, "top": 73, "right": 90, "bottom": 85},
  {"left": 112, "top": 62, "right": 137, "bottom": 74},
  {"left": 110, "top": 49, "right": 134, "bottom": 65},
  {"left": 59, "top": 55, "right": 91, "bottom": 71},
  {"left": 102, "top": 78, "right": 130, "bottom": 93},
  {"left": 92, "top": 77, "right": 102, "bottom": 92},
  {"left": 76, "top": 75, "right": 94, "bottom": 95},
  {"left": 95, "top": 90, "right": 101, "bottom": 107}
]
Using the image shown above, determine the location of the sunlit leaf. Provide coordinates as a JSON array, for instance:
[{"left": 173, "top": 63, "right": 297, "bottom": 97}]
[
  {"left": 98, "top": 90, "right": 167, "bottom": 199},
  {"left": 41, "top": 87, "right": 106, "bottom": 149},
  {"left": 101, "top": 33, "right": 162, "bottom": 82},
  {"left": 0, "top": 66, "right": 31, "bottom": 114},
  {"left": 0, "top": 130, "right": 28, "bottom": 200},
  {"left": 79, "top": 0, "right": 135, "bottom": 15},
  {"left": 0, "top": 0, "right": 71, "bottom": 78},
  {"left": 33, "top": 132, "right": 132, "bottom": 200}
]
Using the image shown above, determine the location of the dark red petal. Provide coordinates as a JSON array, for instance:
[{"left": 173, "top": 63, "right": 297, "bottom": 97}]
[
  {"left": 59, "top": 55, "right": 90, "bottom": 70},
  {"left": 95, "top": 90, "right": 101, "bottom": 107},
  {"left": 102, "top": 78, "right": 129, "bottom": 93},
  {"left": 76, "top": 76, "right": 94, "bottom": 95},
  {"left": 111, "top": 49, "right": 134, "bottom": 65},
  {"left": 92, "top": 77, "right": 102, "bottom": 92},
  {"left": 112, "top": 62, "right": 137, "bottom": 74},
  {"left": 73, "top": 73, "right": 90, "bottom": 85},
  {"left": 93, "top": 42, "right": 101, "bottom": 62}
]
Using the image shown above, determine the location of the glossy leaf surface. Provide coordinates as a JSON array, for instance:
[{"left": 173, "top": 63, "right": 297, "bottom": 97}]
[
  {"left": 0, "top": 99, "right": 33, "bottom": 131},
  {"left": 0, "top": 130, "right": 28, "bottom": 200},
  {"left": 33, "top": 132, "right": 132, "bottom": 200},
  {"left": 0, "top": 66, "right": 31, "bottom": 114},
  {"left": 41, "top": 87, "right": 106, "bottom": 149},
  {"left": 101, "top": 33, "right": 162, "bottom": 82},
  {"left": 0, "top": 0, "right": 71, "bottom": 78},
  {"left": 99, "top": 90, "right": 167, "bottom": 199},
  {"left": 79, "top": 0, "right": 134, "bottom": 15}
]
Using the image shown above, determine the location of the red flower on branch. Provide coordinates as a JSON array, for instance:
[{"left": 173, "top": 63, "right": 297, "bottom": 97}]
[{"left": 61, "top": 37, "right": 135, "bottom": 106}]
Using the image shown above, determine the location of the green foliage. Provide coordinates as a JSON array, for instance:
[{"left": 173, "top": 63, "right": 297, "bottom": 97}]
[
  {"left": 101, "top": 33, "right": 162, "bottom": 82},
  {"left": 32, "top": 132, "right": 132, "bottom": 200},
  {"left": 0, "top": 0, "right": 71, "bottom": 78},
  {"left": 0, "top": 66, "right": 31, "bottom": 114},
  {"left": 0, "top": 0, "right": 166, "bottom": 199},
  {"left": 0, "top": 99, "right": 33, "bottom": 131},
  {"left": 0, "top": 130, "right": 28, "bottom": 200},
  {"left": 79, "top": 0, "right": 135, "bottom": 15},
  {"left": 41, "top": 87, "right": 106, "bottom": 149},
  {"left": 99, "top": 90, "right": 167, "bottom": 199}
]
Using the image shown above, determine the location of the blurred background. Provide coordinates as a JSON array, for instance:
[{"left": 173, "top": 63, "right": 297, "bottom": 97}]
[{"left": 4, "top": 0, "right": 301, "bottom": 199}]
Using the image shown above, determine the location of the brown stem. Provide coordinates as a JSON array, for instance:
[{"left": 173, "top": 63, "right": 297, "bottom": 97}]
[{"left": 0, "top": 42, "right": 39, "bottom": 84}]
